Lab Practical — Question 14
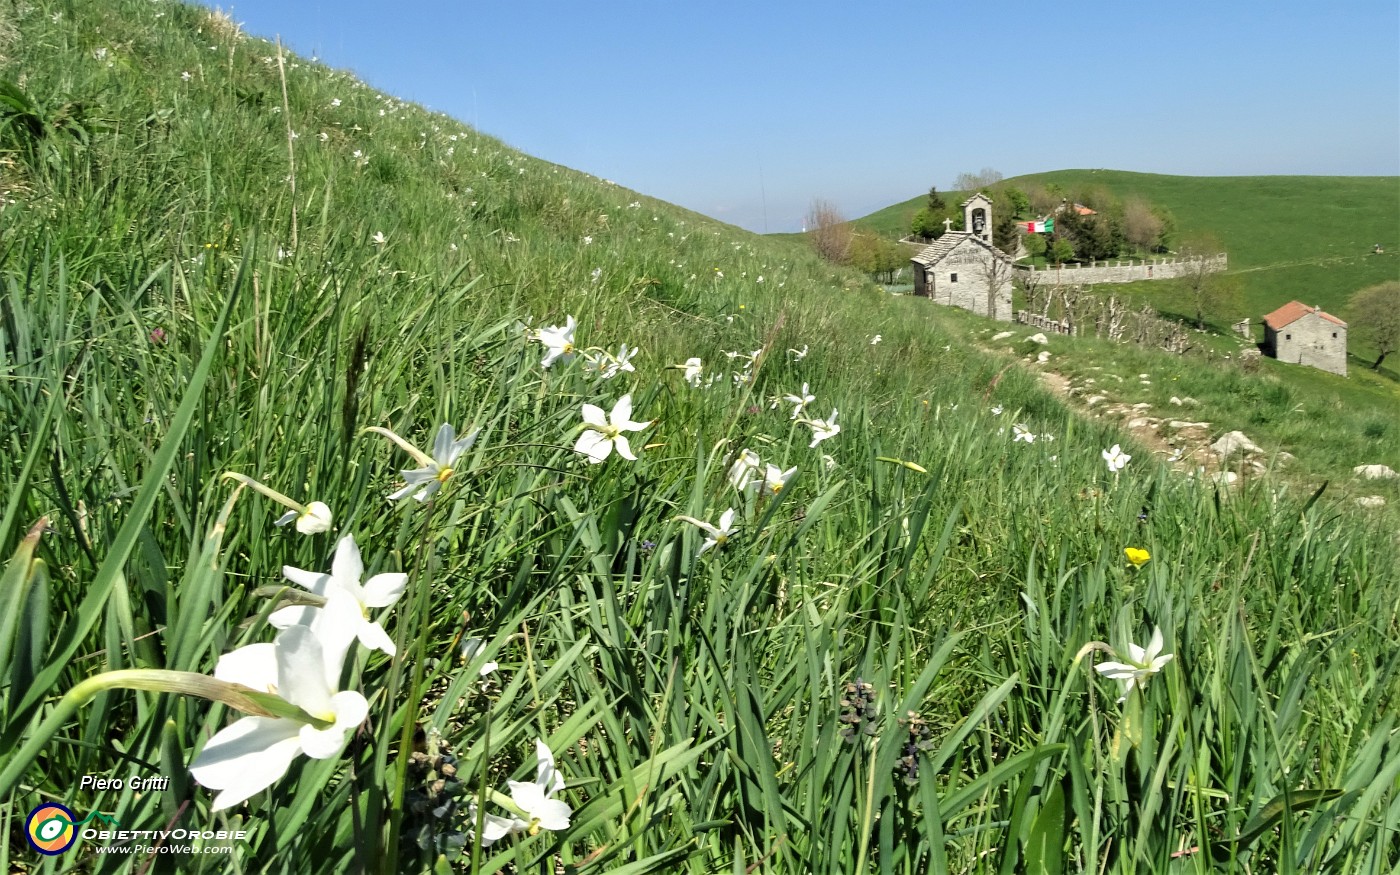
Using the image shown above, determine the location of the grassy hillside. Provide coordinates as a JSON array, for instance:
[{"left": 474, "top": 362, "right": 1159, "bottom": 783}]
[{"left": 1, "top": 4, "right": 1397, "bottom": 874}]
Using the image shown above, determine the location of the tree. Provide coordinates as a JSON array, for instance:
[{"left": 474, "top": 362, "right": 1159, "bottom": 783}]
[
  {"left": 1177, "top": 234, "right": 1231, "bottom": 329},
  {"left": 926, "top": 186, "right": 946, "bottom": 213},
  {"left": 805, "top": 199, "right": 852, "bottom": 265},
  {"left": 974, "top": 246, "right": 1017, "bottom": 321},
  {"left": 1346, "top": 281, "right": 1400, "bottom": 370},
  {"left": 848, "top": 233, "right": 907, "bottom": 284},
  {"left": 1022, "top": 231, "right": 1047, "bottom": 260},
  {"left": 1122, "top": 196, "right": 1165, "bottom": 254},
  {"left": 1048, "top": 239, "right": 1075, "bottom": 265},
  {"left": 954, "top": 168, "right": 1003, "bottom": 192}
]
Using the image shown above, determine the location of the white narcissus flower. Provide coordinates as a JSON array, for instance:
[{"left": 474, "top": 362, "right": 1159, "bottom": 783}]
[
  {"left": 272, "top": 534, "right": 407, "bottom": 656},
  {"left": 188, "top": 600, "right": 368, "bottom": 811},
  {"left": 1012, "top": 423, "right": 1036, "bottom": 443},
  {"left": 600, "top": 343, "right": 637, "bottom": 379},
  {"left": 869, "top": 335, "right": 882, "bottom": 345},
  {"left": 1103, "top": 444, "right": 1132, "bottom": 473},
  {"left": 990, "top": 405, "right": 1004, "bottom": 416},
  {"left": 1095, "top": 626, "right": 1174, "bottom": 702},
  {"left": 371, "top": 231, "right": 386, "bottom": 246},
  {"left": 805, "top": 409, "right": 840, "bottom": 448},
  {"left": 783, "top": 383, "right": 815, "bottom": 420},
  {"left": 475, "top": 738, "right": 571, "bottom": 846},
  {"left": 758, "top": 464, "right": 797, "bottom": 496},
  {"left": 682, "top": 357, "right": 703, "bottom": 387},
  {"left": 788, "top": 344, "right": 808, "bottom": 361},
  {"left": 460, "top": 638, "right": 499, "bottom": 676},
  {"left": 675, "top": 507, "right": 737, "bottom": 555},
  {"left": 574, "top": 394, "right": 651, "bottom": 464},
  {"left": 536, "top": 316, "right": 578, "bottom": 368},
  {"left": 507, "top": 739, "right": 571, "bottom": 834},
  {"left": 275, "top": 500, "right": 334, "bottom": 534},
  {"left": 370, "top": 422, "right": 481, "bottom": 503},
  {"left": 727, "top": 449, "right": 762, "bottom": 492}
]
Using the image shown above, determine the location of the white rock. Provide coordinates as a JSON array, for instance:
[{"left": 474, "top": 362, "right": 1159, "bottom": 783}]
[
  {"left": 1132, "top": 402, "right": 1152, "bottom": 410},
  {"left": 1211, "top": 471, "right": 1239, "bottom": 486},
  {"left": 1212, "top": 431, "right": 1263, "bottom": 459},
  {"left": 1027, "top": 333, "right": 1049, "bottom": 344},
  {"left": 992, "top": 331, "right": 1014, "bottom": 341},
  {"left": 1169, "top": 420, "right": 1212, "bottom": 430},
  {"left": 1127, "top": 418, "right": 1156, "bottom": 430},
  {"left": 1169, "top": 396, "right": 1184, "bottom": 406},
  {"left": 1356, "top": 496, "right": 1387, "bottom": 509},
  {"left": 1037, "top": 350, "right": 1051, "bottom": 363},
  {"left": 1086, "top": 395, "right": 1107, "bottom": 407},
  {"left": 1353, "top": 464, "right": 1398, "bottom": 480},
  {"left": 1138, "top": 373, "right": 1150, "bottom": 378}
]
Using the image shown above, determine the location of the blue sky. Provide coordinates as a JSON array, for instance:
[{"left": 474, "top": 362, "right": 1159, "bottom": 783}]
[{"left": 217, "top": 1, "right": 1399, "bottom": 233}]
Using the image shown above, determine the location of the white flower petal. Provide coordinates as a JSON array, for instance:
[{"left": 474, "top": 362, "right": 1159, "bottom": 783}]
[
  {"left": 282, "top": 566, "right": 331, "bottom": 594},
  {"left": 575, "top": 430, "right": 612, "bottom": 463},
  {"left": 361, "top": 572, "right": 408, "bottom": 608},
  {"left": 189, "top": 717, "right": 304, "bottom": 810},
  {"left": 214, "top": 643, "right": 278, "bottom": 691},
  {"left": 275, "top": 626, "right": 335, "bottom": 717},
  {"left": 613, "top": 434, "right": 636, "bottom": 461},
  {"left": 330, "top": 535, "right": 365, "bottom": 587},
  {"left": 296, "top": 502, "right": 333, "bottom": 534},
  {"left": 580, "top": 403, "right": 608, "bottom": 428},
  {"left": 432, "top": 423, "right": 457, "bottom": 465},
  {"left": 356, "top": 621, "right": 397, "bottom": 656},
  {"left": 611, "top": 394, "right": 634, "bottom": 425}
]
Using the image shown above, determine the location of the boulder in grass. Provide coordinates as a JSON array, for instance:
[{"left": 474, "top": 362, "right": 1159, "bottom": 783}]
[
  {"left": 992, "top": 331, "right": 1014, "bottom": 341},
  {"left": 1353, "top": 464, "right": 1398, "bottom": 480},
  {"left": 1026, "top": 333, "right": 1049, "bottom": 345},
  {"left": 1356, "top": 495, "right": 1387, "bottom": 509},
  {"left": 1212, "top": 431, "right": 1262, "bottom": 459}
]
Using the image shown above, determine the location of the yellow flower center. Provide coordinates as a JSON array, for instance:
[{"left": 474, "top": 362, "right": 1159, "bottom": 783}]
[{"left": 436, "top": 466, "right": 454, "bottom": 483}]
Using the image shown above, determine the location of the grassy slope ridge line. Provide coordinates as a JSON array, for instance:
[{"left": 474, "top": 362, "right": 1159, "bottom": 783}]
[{"left": 0, "top": 3, "right": 1396, "bottom": 874}]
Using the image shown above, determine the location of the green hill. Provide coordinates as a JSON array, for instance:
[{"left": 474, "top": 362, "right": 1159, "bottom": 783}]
[{"left": 1, "top": 4, "right": 1396, "bottom": 873}]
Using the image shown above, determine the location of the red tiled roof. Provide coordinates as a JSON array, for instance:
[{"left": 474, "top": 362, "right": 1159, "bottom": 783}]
[{"left": 1263, "top": 300, "right": 1347, "bottom": 329}]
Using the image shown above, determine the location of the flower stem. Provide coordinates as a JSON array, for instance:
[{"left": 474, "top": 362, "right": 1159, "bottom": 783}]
[{"left": 0, "top": 669, "right": 321, "bottom": 797}]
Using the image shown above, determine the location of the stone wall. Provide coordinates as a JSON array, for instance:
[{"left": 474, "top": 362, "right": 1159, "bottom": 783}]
[{"left": 1015, "top": 254, "right": 1227, "bottom": 286}]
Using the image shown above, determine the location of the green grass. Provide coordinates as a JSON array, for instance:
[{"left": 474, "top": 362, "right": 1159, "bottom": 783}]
[{"left": 0, "top": 3, "right": 1397, "bottom": 874}]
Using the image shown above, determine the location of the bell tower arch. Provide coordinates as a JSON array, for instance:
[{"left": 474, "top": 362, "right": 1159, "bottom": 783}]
[{"left": 963, "top": 193, "right": 993, "bottom": 244}]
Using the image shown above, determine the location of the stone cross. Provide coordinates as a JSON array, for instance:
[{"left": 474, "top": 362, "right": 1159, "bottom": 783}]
[{"left": 943, "top": 218, "right": 953, "bottom": 232}]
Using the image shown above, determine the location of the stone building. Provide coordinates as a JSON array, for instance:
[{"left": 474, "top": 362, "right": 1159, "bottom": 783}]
[
  {"left": 1262, "top": 301, "right": 1347, "bottom": 376},
  {"left": 910, "top": 194, "right": 1013, "bottom": 321}
]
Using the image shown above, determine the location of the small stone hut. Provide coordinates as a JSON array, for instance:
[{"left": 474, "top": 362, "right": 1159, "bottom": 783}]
[
  {"left": 910, "top": 193, "right": 1014, "bottom": 321},
  {"left": 1261, "top": 301, "right": 1347, "bottom": 376}
]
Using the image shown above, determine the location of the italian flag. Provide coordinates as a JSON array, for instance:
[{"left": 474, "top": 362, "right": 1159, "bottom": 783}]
[{"left": 1023, "top": 219, "right": 1054, "bottom": 233}]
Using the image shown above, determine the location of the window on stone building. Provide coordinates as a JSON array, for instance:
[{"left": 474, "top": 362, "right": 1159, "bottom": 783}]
[
  {"left": 1286, "top": 333, "right": 1291, "bottom": 340},
  {"left": 950, "top": 273, "right": 958, "bottom": 283}
]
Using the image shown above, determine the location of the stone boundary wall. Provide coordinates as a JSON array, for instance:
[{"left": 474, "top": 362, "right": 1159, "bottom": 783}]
[
  {"left": 1015, "top": 254, "right": 1227, "bottom": 285},
  {"left": 1016, "top": 311, "right": 1074, "bottom": 335}
]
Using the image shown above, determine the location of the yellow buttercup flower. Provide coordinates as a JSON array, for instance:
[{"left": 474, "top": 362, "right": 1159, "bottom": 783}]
[{"left": 1124, "top": 547, "right": 1150, "bottom": 568}]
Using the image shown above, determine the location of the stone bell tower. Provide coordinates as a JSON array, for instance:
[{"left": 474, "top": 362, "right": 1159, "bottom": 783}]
[{"left": 963, "top": 193, "right": 993, "bottom": 244}]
